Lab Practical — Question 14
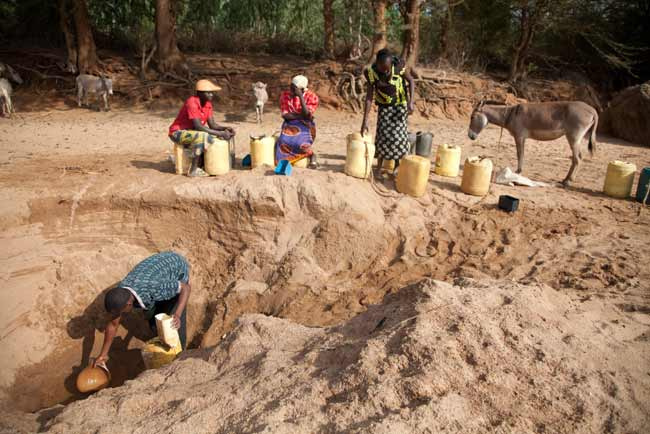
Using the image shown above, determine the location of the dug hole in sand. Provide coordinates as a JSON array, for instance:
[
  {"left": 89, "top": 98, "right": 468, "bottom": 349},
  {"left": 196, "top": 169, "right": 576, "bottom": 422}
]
[{"left": 0, "top": 108, "right": 649, "bottom": 433}]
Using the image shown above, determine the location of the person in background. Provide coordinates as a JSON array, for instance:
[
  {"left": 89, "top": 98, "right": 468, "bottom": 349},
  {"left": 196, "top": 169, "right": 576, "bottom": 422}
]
[
  {"left": 93, "top": 252, "right": 191, "bottom": 369},
  {"left": 275, "top": 75, "right": 319, "bottom": 168},
  {"left": 360, "top": 49, "right": 415, "bottom": 177},
  {"left": 169, "top": 79, "right": 235, "bottom": 177}
]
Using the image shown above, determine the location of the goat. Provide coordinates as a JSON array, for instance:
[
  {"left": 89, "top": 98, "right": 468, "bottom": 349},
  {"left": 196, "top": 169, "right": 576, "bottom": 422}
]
[
  {"left": 0, "top": 63, "right": 22, "bottom": 117},
  {"left": 0, "top": 63, "right": 23, "bottom": 85},
  {"left": 0, "top": 79, "right": 13, "bottom": 116},
  {"left": 468, "top": 100, "right": 599, "bottom": 186},
  {"left": 252, "top": 82, "right": 268, "bottom": 124}
]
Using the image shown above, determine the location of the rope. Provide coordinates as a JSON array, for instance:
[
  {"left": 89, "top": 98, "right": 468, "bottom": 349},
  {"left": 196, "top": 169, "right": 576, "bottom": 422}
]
[{"left": 361, "top": 139, "right": 399, "bottom": 198}]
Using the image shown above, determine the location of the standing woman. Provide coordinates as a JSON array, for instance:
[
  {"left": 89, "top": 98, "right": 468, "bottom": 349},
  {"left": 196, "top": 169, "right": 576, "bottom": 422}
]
[
  {"left": 275, "top": 75, "right": 319, "bottom": 168},
  {"left": 361, "top": 49, "right": 415, "bottom": 176}
]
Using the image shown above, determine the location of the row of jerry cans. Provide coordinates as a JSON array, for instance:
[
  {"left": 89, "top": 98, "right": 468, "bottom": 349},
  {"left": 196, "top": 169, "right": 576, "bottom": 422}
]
[
  {"left": 345, "top": 133, "right": 492, "bottom": 198},
  {"left": 174, "top": 134, "right": 309, "bottom": 176}
]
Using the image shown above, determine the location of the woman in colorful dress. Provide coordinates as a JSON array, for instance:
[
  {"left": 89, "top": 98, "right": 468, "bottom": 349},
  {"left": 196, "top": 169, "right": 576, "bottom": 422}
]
[
  {"left": 168, "top": 79, "right": 235, "bottom": 177},
  {"left": 361, "top": 49, "right": 415, "bottom": 176},
  {"left": 275, "top": 75, "right": 319, "bottom": 168}
]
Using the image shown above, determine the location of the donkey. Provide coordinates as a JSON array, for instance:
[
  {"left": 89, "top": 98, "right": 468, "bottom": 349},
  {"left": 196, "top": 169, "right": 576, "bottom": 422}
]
[
  {"left": 252, "top": 82, "right": 268, "bottom": 124},
  {"left": 468, "top": 100, "right": 599, "bottom": 186},
  {"left": 76, "top": 74, "right": 113, "bottom": 111}
]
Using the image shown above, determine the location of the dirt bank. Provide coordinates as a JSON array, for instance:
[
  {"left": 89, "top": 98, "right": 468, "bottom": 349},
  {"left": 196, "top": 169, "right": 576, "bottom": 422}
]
[
  {"left": 0, "top": 106, "right": 649, "bottom": 429},
  {"left": 12, "top": 278, "right": 650, "bottom": 433}
]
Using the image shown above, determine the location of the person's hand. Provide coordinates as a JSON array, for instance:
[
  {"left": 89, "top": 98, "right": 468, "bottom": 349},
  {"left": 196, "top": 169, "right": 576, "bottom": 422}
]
[
  {"left": 171, "top": 313, "right": 181, "bottom": 329},
  {"left": 408, "top": 101, "right": 415, "bottom": 114},
  {"left": 93, "top": 355, "right": 108, "bottom": 369},
  {"left": 225, "top": 127, "right": 235, "bottom": 136},
  {"left": 361, "top": 121, "right": 368, "bottom": 136},
  {"left": 219, "top": 131, "right": 233, "bottom": 140},
  {"left": 291, "top": 83, "right": 303, "bottom": 98}
]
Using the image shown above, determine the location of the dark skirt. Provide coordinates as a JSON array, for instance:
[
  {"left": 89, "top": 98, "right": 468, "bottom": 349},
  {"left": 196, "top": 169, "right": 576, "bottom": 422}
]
[{"left": 375, "top": 104, "right": 409, "bottom": 160}]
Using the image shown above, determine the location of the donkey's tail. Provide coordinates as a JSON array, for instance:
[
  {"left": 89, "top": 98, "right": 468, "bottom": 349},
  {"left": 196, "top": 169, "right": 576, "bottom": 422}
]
[{"left": 588, "top": 112, "right": 598, "bottom": 156}]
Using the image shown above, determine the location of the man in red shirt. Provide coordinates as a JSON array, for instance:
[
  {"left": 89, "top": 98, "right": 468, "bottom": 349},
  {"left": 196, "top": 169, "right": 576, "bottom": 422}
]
[{"left": 169, "top": 79, "right": 235, "bottom": 177}]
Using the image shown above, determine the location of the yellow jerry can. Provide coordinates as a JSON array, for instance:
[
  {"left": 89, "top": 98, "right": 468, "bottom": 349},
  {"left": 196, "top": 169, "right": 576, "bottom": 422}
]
[
  {"left": 461, "top": 156, "right": 493, "bottom": 196},
  {"left": 396, "top": 155, "right": 431, "bottom": 198}
]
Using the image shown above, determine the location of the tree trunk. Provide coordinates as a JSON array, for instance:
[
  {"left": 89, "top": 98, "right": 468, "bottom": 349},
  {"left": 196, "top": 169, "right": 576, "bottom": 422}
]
[
  {"left": 400, "top": 0, "right": 422, "bottom": 76},
  {"left": 323, "top": 0, "right": 335, "bottom": 59},
  {"left": 369, "top": 0, "right": 388, "bottom": 63},
  {"left": 58, "top": 0, "right": 78, "bottom": 73},
  {"left": 155, "top": 0, "right": 186, "bottom": 74},
  {"left": 72, "top": 0, "right": 97, "bottom": 74},
  {"left": 509, "top": 3, "right": 535, "bottom": 82},
  {"left": 439, "top": 0, "right": 463, "bottom": 60}
]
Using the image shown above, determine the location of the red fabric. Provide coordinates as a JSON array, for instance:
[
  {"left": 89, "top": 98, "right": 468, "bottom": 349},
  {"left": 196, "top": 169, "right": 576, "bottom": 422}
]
[
  {"left": 279, "top": 90, "right": 319, "bottom": 115},
  {"left": 169, "top": 96, "right": 213, "bottom": 135}
]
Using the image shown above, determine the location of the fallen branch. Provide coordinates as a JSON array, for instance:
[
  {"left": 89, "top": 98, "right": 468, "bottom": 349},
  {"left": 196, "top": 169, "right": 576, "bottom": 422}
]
[
  {"left": 190, "top": 69, "right": 250, "bottom": 76},
  {"left": 125, "top": 81, "right": 189, "bottom": 91},
  {"left": 13, "top": 64, "right": 71, "bottom": 81}
]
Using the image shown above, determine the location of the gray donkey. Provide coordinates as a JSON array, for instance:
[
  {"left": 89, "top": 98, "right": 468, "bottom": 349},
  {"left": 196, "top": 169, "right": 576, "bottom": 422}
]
[
  {"left": 468, "top": 100, "right": 598, "bottom": 186},
  {"left": 252, "top": 82, "right": 268, "bottom": 123},
  {"left": 77, "top": 74, "right": 113, "bottom": 111}
]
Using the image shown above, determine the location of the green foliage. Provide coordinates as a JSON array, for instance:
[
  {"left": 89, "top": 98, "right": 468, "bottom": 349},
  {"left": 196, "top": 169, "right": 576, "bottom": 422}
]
[
  {"left": 0, "top": 0, "right": 59, "bottom": 44},
  {"left": 0, "top": 0, "right": 647, "bottom": 86}
]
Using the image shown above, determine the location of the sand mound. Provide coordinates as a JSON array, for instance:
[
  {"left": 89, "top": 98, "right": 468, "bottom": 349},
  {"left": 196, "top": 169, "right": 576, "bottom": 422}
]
[
  {"left": 601, "top": 82, "right": 650, "bottom": 145},
  {"left": 25, "top": 279, "right": 647, "bottom": 433}
]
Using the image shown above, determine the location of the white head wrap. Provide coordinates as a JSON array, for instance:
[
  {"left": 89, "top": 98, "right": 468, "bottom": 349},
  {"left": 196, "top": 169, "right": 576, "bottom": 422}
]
[{"left": 291, "top": 75, "right": 308, "bottom": 90}]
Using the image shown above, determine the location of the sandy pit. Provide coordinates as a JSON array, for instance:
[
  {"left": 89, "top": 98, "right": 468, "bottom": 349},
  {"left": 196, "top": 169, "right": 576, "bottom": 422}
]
[{"left": 0, "top": 101, "right": 649, "bottom": 433}]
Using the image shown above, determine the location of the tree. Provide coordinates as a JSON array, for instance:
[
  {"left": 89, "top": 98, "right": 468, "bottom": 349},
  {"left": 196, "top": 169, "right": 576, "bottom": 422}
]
[
  {"left": 400, "top": 0, "right": 422, "bottom": 75},
  {"left": 72, "top": 0, "right": 97, "bottom": 73},
  {"left": 439, "top": 0, "right": 464, "bottom": 60},
  {"left": 58, "top": 0, "right": 98, "bottom": 73},
  {"left": 155, "top": 0, "right": 186, "bottom": 74},
  {"left": 58, "top": 0, "right": 78, "bottom": 72},
  {"left": 508, "top": 0, "right": 552, "bottom": 82},
  {"left": 323, "top": 0, "right": 335, "bottom": 58},
  {"left": 369, "top": 0, "right": 389, "bottom": 63}
]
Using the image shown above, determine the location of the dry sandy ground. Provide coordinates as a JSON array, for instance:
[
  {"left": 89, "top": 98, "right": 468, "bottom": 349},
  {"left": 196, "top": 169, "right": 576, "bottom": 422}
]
[{"left": 0, "top": 103, "right": 649, "bottom": 433}]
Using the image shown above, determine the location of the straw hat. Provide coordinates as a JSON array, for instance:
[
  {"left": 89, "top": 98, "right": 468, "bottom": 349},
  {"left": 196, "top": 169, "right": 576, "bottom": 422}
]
[{"left": 196, "top": 79, "right": 222, "bottom": 92}]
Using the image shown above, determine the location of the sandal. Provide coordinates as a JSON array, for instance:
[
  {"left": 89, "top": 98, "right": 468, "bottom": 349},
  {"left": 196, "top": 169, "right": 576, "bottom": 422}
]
[{"left": 188, "top": 168, "right": 210, "bottom": 177}]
